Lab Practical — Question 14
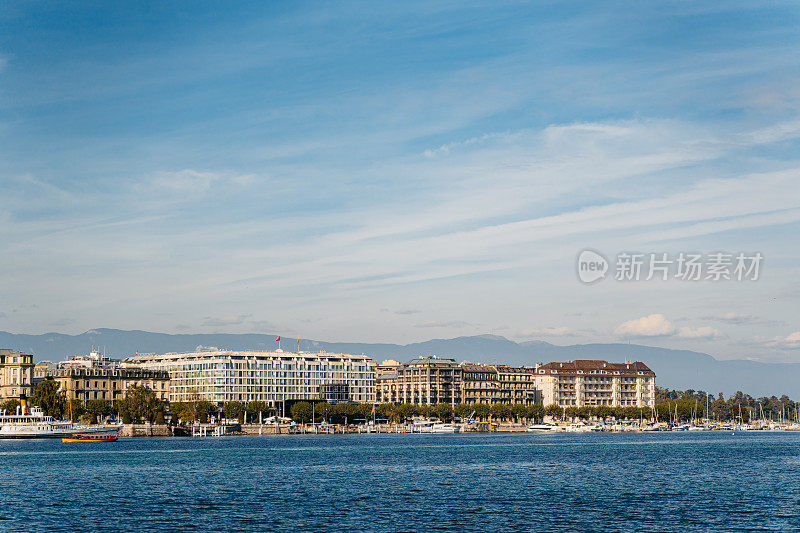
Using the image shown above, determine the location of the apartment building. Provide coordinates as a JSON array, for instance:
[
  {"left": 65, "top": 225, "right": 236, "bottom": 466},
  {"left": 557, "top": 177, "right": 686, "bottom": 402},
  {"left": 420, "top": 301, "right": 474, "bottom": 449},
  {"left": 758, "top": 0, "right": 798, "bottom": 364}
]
[
  {"left": 33, "top": 351, "right": 170, "bottom": 402},
  {"left": 536, "top": 360, "right": 655, "bottom": 408},
  {"left": 376, "top": 356, "right": 462, "bottom": 405},
  {"left": 0, "top": 349, "right": 35, "bottom": 399}
]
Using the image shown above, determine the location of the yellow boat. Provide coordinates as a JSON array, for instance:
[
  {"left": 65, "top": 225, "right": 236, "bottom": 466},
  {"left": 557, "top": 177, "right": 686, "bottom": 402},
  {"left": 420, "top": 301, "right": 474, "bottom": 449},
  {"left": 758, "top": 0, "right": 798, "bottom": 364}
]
[{"left": 62, "top": 433, "right": 118, "bottom": 443}]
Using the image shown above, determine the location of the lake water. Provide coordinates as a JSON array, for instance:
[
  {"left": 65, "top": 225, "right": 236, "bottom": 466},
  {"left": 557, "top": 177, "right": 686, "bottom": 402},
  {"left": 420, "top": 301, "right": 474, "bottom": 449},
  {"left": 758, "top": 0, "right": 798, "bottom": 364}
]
[{"left": 2, "top": 432, "right": 799, "bottom": 532}]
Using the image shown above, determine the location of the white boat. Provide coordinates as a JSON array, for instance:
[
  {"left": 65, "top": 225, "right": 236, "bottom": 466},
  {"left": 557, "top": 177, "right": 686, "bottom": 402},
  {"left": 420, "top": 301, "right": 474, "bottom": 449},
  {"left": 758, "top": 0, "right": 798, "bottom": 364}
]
[
  {"left": 566, "top": 422, "right": 591, "bottom": 433},
  {"left": 430, "top": 422, "right": 460, "bottom": 434},
  {"left": 409, "top": 419, "right": 460, "bottom": 433},
  {"left": 0, "top": 398, "right": 120, "bottom": 439},
  {"left": 527, "top": 423, "right": 560, "bottom": 433}
]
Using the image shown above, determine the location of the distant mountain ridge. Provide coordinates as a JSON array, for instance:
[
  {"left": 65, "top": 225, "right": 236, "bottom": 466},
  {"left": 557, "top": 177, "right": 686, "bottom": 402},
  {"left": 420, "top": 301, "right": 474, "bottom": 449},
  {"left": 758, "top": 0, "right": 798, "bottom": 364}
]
[{"left": 1, "top": 328, "right": 796, "bottom": 398}]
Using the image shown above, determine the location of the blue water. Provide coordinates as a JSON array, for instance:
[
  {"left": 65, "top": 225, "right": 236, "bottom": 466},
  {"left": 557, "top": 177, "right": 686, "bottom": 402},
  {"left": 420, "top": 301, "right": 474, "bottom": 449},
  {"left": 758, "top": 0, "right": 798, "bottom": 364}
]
[{"left": 1, "top": 432, "right": 799, "bottom": 532}]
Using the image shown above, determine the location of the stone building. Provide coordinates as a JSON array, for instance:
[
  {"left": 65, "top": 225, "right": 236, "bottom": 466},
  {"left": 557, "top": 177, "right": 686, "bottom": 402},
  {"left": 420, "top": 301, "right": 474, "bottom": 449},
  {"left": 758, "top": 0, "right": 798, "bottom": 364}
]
[
  {"left": 461, "top": 364, "right": 539, "bottom": 405},
  {"left": 34, "top": 361, "right": 170, "bottom": 403},
  {"left": 376, "top": 356, "right": 462, "bottom": 405},
  {"left": 0, "top": 349, "right": 35, "bottom": 399}
]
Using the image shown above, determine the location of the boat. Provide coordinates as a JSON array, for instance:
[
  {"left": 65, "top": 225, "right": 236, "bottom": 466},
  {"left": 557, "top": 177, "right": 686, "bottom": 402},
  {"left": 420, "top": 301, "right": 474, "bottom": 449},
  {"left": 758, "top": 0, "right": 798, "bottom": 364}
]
[
  {"left": 62, "top": 433, "right": 118, "bottom": 443},
  {"left": 0, "top": 395, "right": 121, "bottom": 439},
  {"left": 430, "top": 422, "right": 460, "bottom": 434},
  {"left": 527, "top": 423, "right": 560, "bottom": 433},
  {"left": 408, "top": 419, "right": 460, "bottom": 433}
]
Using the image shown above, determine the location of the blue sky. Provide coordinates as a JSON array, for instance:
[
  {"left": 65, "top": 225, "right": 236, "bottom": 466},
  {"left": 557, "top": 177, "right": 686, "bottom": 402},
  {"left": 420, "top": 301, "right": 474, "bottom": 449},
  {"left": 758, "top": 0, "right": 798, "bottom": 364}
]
[{"left": 1, "top": 1, "right": 799, "bottom": 361}]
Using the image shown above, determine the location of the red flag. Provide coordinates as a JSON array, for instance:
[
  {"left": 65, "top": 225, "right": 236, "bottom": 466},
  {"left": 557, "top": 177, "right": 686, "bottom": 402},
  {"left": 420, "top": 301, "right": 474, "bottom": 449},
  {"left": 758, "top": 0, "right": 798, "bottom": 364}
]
[{"left": 275, "top": 336, "right": 280, "bottom": 342}]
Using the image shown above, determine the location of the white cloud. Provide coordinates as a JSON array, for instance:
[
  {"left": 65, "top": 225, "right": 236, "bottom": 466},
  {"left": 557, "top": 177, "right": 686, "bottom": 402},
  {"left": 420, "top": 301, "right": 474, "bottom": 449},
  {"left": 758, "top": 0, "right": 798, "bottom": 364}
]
[
  {"left": 676, "top": 326, "right": 725, "bottom": 340},
  {"left": 616, "top": 314, "right": 724, "bottom": 340},
  {"left": 766, "top": 332, "right": 800, "bottom": 350},
  {"left": 394, "top": 309, "right": 422, "bottom": 315},
  {"left": 615, "top": 314, "right": 676, "bottom": 338}
]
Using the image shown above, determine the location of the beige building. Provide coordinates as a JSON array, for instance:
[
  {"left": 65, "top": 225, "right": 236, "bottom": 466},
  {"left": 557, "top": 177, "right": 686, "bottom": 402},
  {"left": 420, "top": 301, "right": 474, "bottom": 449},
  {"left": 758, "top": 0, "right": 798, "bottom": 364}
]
[
  {"left": 461, "top": 364, "right": 539, "bottom": 405},
  {"left": 126, "top": 349, "right": 374, "bottom": 405},
  {"left": 0, "top": 349, "right": 35, "bottom": 399},
  {"left": 34, "top": 365, "right": 170, "bottom": 403},
  {"left": 376, "top": 356, "right": 462, "bottom": 405},
  {"left": 536, "top": 360, "right": 655, "bottom": 408}
]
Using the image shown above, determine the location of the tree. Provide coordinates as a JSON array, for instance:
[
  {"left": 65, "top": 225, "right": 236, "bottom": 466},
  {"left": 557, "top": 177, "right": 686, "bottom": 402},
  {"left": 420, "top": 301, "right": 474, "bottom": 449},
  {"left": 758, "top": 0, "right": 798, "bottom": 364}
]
[
  {"left": 290, "top": 401, "right": 313, "bottom": 422},
  {"left": 490, "top": 403, "right": 510, "bottom": 421},
  {"left": 31, "top": 379, "right": 67, "bottom": 419},
  {"left": 85, "top": 399, "right": 113, "bottom": 424},
  {"left": 526, "top": 404, "right": 544, "bottom": 422},
  {"left": 596, "top": 405, "right": 613, "bottom": 421},
  {"left": 473, "top": 403, "right": 490, "bottom": 420},
  {"left": 454, "top": 403, "right": 474, "bottom": 420},
  {"left": 0, "top": 398, "right": 20, "bottom": 414},
  {"left": 223, "top": 401, "right": 245, "bottom": 423},
  {"left": 246, "top": 401, "right": 269, "bottom": 422},
  {"left": 510, "top": 404, "right": 528, "bottom": 422},
  {"left": 433, "top": 403, "right": 452, "bottom": 422},
  {"left": 544, "top": 404, "right": 562, "bottom": 419},
  {"left": 120, "top": 384, "right": 162, "bottom": 423}
]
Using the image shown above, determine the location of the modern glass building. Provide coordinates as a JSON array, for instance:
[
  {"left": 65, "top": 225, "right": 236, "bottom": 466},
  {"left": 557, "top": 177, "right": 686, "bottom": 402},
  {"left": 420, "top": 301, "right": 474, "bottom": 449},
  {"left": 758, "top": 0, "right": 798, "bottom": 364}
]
[{"left": 126, "top": 349, "right": 374, "bottom": 405}]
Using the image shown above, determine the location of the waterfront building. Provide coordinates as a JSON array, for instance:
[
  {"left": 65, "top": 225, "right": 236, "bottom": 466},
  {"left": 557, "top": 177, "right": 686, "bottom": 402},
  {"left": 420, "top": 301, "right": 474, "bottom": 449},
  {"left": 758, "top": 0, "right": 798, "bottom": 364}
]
[
  {"left": 375, "top": 356, "right": 462, "bottom": 405},
  {"left": 461, "top": 363, "right": 539, "bottom": 405},
  {"left": 536, "top": 360, "right": 655, "bottom": 408},
  {"left": 375, "top": 359, "right": 400, "bottom": 377},
  {"left": 33, "top": 351, "right": 170, "bottom": 403},
  {"left": 0, "top": 349, "right": 35, "bottom": 400},
  {"left": 125, "top": 349, "right": 374, "bottom": 406}
]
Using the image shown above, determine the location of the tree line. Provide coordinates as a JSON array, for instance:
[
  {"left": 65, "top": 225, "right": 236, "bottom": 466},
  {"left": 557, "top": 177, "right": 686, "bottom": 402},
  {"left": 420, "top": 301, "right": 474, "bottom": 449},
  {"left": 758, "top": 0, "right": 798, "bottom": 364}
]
[{"left": 16, "top": 379, "right": 797, "bottom": 426}]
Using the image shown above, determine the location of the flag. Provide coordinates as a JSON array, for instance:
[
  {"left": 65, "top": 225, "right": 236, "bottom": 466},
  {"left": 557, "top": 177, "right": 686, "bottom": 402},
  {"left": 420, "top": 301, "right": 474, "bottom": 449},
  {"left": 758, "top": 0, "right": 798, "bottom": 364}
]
[{"left": 275, "top": 336, "right": 280, "bottom": 342}]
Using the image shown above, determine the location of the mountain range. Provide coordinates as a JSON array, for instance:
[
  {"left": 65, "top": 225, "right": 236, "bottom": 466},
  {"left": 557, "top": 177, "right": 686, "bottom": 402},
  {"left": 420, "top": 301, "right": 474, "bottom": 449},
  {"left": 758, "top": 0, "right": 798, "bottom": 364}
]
[{"left": 1, "top": 328, "right": 796, "bottom": 398}]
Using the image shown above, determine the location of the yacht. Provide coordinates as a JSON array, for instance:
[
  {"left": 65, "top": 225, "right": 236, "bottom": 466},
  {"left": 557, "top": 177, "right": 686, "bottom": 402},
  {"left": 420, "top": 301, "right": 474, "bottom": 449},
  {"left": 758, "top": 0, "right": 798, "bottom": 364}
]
[
  {"left": 430, "top": 422, "right": 461, "bottom": 434},
  {"left": 409, "top": 419, "right": 460, "bottom": 433},
  {"left": 527, "top": 423, "right": 560, "bottom": 433},
  {"left": 0, "top": 397, "right": 120, "bottom": 439}
]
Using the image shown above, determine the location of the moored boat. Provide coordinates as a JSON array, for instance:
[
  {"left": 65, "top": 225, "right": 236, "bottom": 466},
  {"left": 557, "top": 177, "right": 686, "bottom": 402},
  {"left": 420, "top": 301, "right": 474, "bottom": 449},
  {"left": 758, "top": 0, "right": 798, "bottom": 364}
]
[
  {"left": 62, "top": 433, "right": 118, "bottom": 443},
  {"left": 0, "top": 394, "right": 121, "bottom": 439}
]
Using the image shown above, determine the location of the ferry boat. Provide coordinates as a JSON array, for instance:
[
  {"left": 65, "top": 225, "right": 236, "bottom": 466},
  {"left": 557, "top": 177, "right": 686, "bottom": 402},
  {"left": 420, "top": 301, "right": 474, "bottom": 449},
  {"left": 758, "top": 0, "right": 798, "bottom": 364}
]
[
  {"left": 62, "top": 433, "right": 118, "bottom": 443},
  {"left": 0, "top": 395, "right": 120, "bottom": 439}
]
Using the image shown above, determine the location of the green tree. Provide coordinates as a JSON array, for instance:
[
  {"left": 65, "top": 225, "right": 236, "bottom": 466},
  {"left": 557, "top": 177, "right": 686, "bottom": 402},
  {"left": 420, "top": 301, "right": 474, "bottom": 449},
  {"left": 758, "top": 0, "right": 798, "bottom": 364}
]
[
  {"left": 290, "top": 401, "right": 313, "bottom": 423},
  {"left": 31, "top": 379, "right": 67, "bottom": 418},
  {"left": 85, "top": 399, "right": 112, "bottom": 424},
  {"left": 120, "top": 384, "right": 162, "bottom": 423},
  {"left": 473, "top": 403, "right": 490, "bottom": 420},
  {"left": 223, "top": 401, "right": 245, "bottom": 423},
  {"left": 433, "top": 403, "right": 453, "bottom": 422},
  {"left": 0, "top": 398, "right": 20, "bottom": 414},
  {"left": 544, "top": 404, "right": 562, "bottom": 419},
  {"left": 490, "top": 403, "right": 510, "bottom": 421},
  {"left": 453, "top": 403, "right": 474, "bottom": 420},
  {"left": 510, "top": 404, "right": 528, "bottom": 422},
  {"left": 526, "top": 404, "right": 544, "bottom": 422},
  {"left": 246, "top": 401, "right": 269, "bottom": 422}
]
